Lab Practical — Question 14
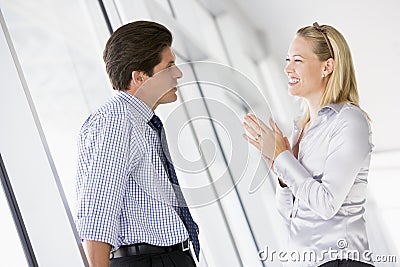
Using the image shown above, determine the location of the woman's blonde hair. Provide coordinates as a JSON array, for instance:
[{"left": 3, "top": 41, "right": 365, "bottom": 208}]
[{"left": 296, "top": 23, "right": 362, "bottom": 127}]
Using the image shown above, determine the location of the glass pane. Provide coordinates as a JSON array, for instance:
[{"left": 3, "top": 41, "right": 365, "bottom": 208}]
[
  {"left": 158, "top": 57, "right": 243, "bottom": 267},
  {"left": 170, "top": 0, "right": 228, "bottom": 64},
  {"left": 0, "top": 189, "right": 29, "bottom": 267},
  {"left": 0, "top": 0, "right": 112, "bottom": 209}
]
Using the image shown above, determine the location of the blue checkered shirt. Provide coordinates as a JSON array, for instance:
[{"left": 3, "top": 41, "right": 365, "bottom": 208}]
[{"left": 75, "top": 91, "right": 190, "bottom": 251}]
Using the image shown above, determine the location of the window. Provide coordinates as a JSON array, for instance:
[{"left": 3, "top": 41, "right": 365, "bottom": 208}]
[{"left": 0, "top": 160, "right": 30, "bottom": 267}]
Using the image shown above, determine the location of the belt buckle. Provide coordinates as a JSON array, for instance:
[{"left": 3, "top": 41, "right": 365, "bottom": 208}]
[{"left": 181, "top": 240, "right": 189, "bottom": 252}]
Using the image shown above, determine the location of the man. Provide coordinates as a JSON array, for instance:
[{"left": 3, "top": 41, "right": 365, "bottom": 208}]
[{"left": 75, "top": 21, "right": 200, "bottom": 267}]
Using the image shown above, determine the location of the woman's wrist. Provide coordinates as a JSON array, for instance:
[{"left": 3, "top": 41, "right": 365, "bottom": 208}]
[{"left": 274, "top": 147, "right": 287, "bottom": 160}]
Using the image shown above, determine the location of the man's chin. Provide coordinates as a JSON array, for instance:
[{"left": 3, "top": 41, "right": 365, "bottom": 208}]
[
  {"left": 157, "top": 95, "right": 177, "bottom": 105},
  {"left": 168, "top": 94, "right": 178, "bottom": 103}
]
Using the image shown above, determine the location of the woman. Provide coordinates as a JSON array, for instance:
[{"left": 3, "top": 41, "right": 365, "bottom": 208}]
[{"left": 243, "top": 23, "right": 374, "bottom": 266}]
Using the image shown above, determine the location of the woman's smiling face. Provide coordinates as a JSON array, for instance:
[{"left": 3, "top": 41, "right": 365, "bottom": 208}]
[{"left": 284, "top": 35, "right": 326, "bottom": 101}]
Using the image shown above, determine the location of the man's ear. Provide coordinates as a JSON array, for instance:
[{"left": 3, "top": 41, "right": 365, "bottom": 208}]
[
  {"left": 132, "top": 71, "right": 146, "bottom": 87},
  {"left": 324, "top": 58, "right": 335, "bottom": 76}
]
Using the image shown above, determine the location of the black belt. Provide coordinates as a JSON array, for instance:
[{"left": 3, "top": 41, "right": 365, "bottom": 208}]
[{"left": 110, "top": 240, "right": 190, "bottom": 259}]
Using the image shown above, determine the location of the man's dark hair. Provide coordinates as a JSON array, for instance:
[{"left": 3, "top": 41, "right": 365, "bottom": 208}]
[{"left": 103, "top": 21, "right": 173, "bottom": 91}]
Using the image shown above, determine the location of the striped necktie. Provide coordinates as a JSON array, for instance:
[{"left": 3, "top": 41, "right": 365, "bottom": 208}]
[{"left": 148, "top": 114, "right": 200, "bottom": 260}]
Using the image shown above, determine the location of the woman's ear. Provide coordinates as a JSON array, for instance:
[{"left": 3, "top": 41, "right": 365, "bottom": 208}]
[{"left": 323, "top": 58, "right": 335, "bottom": 76}]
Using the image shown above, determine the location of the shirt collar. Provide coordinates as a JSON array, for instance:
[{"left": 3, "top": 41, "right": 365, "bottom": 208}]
[
  {"left": 293, "top": 103, "right": 345, "bottom": 129},
  {"left": 116, "top": 91, "right": 154, "bottom": 122},
  {"left": 318, "top": 103, "right": 344, "bottom": 115}
]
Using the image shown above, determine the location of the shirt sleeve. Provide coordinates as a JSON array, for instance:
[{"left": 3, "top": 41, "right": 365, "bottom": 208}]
[
  {"left": 275, "top": 182, "right": 294, "bottom": 224},
  {"left": 75, "top": 112, "right": 133, "bottom": 248},
  {"left": 273, "top": 108, "right": 372, "bottom": 220}
]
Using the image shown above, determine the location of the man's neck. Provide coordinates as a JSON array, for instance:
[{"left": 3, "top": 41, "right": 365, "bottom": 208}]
[{"left": 125, "top": 88, "right": 157, "bottom": 111}]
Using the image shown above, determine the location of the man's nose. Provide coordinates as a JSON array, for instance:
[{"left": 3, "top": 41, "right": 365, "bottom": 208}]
[{"left": 173, "top": 65, "right": 183, "bottom": 79}]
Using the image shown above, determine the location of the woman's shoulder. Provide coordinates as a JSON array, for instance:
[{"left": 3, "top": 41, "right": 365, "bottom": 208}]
[
  {"left": 331, "top": 103, "right": 372, "bottom": 141},
  {"left": 331, "top": 103, "right": 374, "bottom": 151},
  {"left": 336, "top": 103, "right": 369, "bottom": 124}
]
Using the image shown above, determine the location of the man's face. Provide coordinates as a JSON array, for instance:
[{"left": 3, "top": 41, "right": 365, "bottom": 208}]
[{"left": 139, "top": 46, "right": 183, "bottom": 109}]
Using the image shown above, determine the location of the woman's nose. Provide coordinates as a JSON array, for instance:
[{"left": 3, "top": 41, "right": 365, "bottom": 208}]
[{"left": 284, "top": 61, "right": 293, "bottom": 75}]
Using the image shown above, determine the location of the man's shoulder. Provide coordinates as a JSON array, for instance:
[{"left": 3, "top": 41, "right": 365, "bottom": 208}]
[
  {"left": 81, "top": 95, "right": 145, "bottom": 132},
  {"left": 97, "top": 94, "right": 145, "bottom": 120},
  {"left": 99, "top": 94, "right": 129, "bottom": 115}
]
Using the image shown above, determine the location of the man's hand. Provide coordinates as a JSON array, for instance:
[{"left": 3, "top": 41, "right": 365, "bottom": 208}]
[{"left": 83, "top": 240, "right": 111, "bottom": 267}]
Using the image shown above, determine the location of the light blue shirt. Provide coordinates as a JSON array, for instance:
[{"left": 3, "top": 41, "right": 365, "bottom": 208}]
[
  {"left": 75, "top": 91, "right": 189, "bottom": 251},
  {"left": 274, "top": 103, "right": 374, "bottom": 266}
]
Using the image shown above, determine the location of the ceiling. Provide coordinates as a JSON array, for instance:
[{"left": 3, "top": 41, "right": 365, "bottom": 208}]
[{"left": 231, "top": 0, "right": 400, "bottom": 152}]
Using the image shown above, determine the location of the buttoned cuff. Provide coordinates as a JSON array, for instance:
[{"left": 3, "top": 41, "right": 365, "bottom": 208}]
[
  {"left": 276, "top": 182, "right": 294, "bottom": 220},
  {"left": 273, "top": 150, "right": 311, "bottom": 197}
]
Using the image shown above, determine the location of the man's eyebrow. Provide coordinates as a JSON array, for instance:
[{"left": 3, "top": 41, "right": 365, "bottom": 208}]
[{"left": 166, "top": 60, "right": 175, "bottom": 67}]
